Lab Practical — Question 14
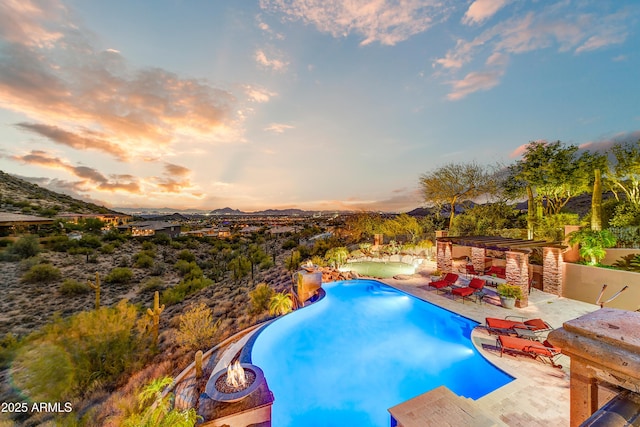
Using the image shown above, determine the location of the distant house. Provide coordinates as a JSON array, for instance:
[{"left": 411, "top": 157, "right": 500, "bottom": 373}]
[
  {"left": 0, "top": 212, "right": 55, "bottom": 236},
  {"left": 181, "top": 228, "right": 219, "bottom": 238},
  {"left": 217, "top": 227, "right": 231, "bottom": 238},
  {"left": 122, "top": 221, "right": 181, "bottom": 238},
  {"left": 56, "top": 213, "right": 132, "bottom": 227}
]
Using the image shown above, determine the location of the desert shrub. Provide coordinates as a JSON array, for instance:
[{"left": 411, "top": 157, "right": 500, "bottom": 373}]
[
  {"left": 122, "top": 377, "right": 199, "bottom": 427},
  {"left": 18, "top": 255, "right": 44, "bottom": 272},
  {"left": 150, "top": 262, "right": 166, "bottom": 276},
  {"left": 0, "top": 238, "right": 12, "bottom": 247},
  {"left": 142, "top": 277, "right": 165, "bottom": 292},
  {"left": 175, "top": 259, "right": 198, "bottom": 275},
  {"left": 134, "top": 253, "right": 154, "bottom": 268},
  {"left": 152, "top": 233, "right": 171, "bottom": 246},
  {"left": 0, "top": 333, "right": 19, "bottom": 369},
  {"left": 100, "top": 243, "right": 115, "bottom": 254},
  {"left": 60, "top": 278, "right": 91, "bottom": 295},
  {"left": 160, "top": 277, "right": 213, "bottom": 305},
  {"left": 249, "top": 283, "right": 275, "bottom": 315},
  {"left": 102, "top": 229, "right": 127, "bottom": 243},
  {"left": 169, "top": 241, "right": 183, "bottom": 250},
  {"left": 11, "top": 301, "right": 145, "bottom": 401},
  {"left": 177, "top": 250, "right": 196, "bottom": 263},
  {"left": 175, "top": 303, "right": 220, "bottom": 351},
  {"left": 8, "top": 235, "right": 41, "bottom": 259},
  {"left": 22, "top": 263, "right": 61, "bottom": 283},
  {"left": 105, "top": 267, "right": 133, "bottom": 284},
  {"left": 141, "top": 240, "right": 156, "bottom": 251},
  {"left": 269, "top": 292, "right": 293, "bottom": 316},
  {"left": 79, "top": 234, "right": 102, "bottom": 249},
  {"left": 49, "top": 235, "right": 75, "bottom": 252}
]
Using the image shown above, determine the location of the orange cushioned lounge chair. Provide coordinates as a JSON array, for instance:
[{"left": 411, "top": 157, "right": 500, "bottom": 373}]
[
  {"left": 485, "top": 316, "right": 553, "bottom": 338},
  {"left": 424, "top": 273, "right": 459, "bottom": 294},
  {"left": 451, "top": 278, "right": 485, "bottom": 303},
  {"left": 497, "top": 335, "right": 562, "bottom": 368}
]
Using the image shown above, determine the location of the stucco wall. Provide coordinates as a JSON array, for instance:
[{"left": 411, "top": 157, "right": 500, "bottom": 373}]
[
  {"left": 600, "top": 248, "right": 640, "bottom": 266},
  {"left": 563, "top": 263, "right": 640, "bottom": 311}
]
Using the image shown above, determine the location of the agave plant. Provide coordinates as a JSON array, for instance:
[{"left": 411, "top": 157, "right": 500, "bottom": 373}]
[{"left": 568, "top": 228, "right": 617, "bottom": 265}]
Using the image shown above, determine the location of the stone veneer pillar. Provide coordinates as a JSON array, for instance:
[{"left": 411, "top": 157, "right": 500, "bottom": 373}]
[
  {"left": 542, "top": 246, "right": 563, "bottom": 296},
  {"left": 506, "top": 250, "right": 530, "bottom": 308},
  {"left": 548, "top": 309, "right": 640, "bottom": 427},
  {"left": 471, "top": 247, "right": 486, "bottom": 276},
  {"left": 436, "top": 240, "right": 453, "bottom": 273}
]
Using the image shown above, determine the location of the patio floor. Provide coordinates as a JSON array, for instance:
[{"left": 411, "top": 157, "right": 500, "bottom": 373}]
[{"left": 381, "top": 265, "right": 615, "bottom": 427}]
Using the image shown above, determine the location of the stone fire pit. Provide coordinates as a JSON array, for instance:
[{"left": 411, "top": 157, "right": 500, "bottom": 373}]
[{"left": 205, "top": 362, "right": 265, "bottom": 403}]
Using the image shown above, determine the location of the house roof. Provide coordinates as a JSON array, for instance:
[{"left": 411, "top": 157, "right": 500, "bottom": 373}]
[{"left": 438, "top": 235, "right": 565, "bottom": 252}]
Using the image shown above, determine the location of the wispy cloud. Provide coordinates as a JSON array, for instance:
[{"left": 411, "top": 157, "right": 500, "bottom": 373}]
[
  {"left": 435, "top": 3, "right": 631, "bottom": 99},
  {"left": 244, "top": 85, "right": 277, "bottom": 103},
  {"left": 0, "top": 0, "right": 248, "bottom": 165},
  {"left": 260, "top": 0, "right": 454, "bottom": 46},
  {"left": 265, "top": 123, "right": 294, "bottom": 133},
  {"left": 462, "top": 0, "right": 508, "bottom": 26},
  {"left": 13, "top": 150, "right": 142, "bottom": 193},
  {"left": 255, "top": 49, "right": 289, "bottom": 71}
]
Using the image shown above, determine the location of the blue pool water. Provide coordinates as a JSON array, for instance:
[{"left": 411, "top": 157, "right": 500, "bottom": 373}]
[{"left": 250, "top": 280, "right": 513, "bottom": 427}]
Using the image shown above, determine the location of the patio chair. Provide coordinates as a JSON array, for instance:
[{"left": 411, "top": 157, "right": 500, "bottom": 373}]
[
  {"left": 485, "top": 266, "right": 506, "bottom": 279},
  {"left": 485, "top": 316, "right": 553, "bottom": 339},
  {"left": 425, "top": 273, "right": 459, "bottom": 294},
  {"left": 497, "top": 335, "right": 562, "bottom": 368},
  {"left": 465, "top": 264, "right": 480, "bottom": 277},
  {"left": 451, "top": 278, "right": 485, "bottom": 304}
]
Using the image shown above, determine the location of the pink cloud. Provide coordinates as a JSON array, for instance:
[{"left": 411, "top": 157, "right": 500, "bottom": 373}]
[{"left": 462, "top": 0, "right": 508, "bottom": 26}]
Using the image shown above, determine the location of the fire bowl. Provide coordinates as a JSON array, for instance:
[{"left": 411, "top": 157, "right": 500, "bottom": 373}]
[{"left": 205, "top": 363, "right": 264, "bottom": 403}]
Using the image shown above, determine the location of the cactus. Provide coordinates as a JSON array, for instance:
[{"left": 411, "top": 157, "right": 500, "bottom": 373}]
[
  {"left": 195, "top": 350, "right": 203, "bottom": 378},
  {"left": 87, "top": 272, "right": 100, "bottom": 310},
  {"left": 146, "top": 291, "right": 165, "bottom": 346}
]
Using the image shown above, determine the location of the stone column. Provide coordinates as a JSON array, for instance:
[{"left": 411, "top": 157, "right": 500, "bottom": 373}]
[
  {"left": 506, "top": 250, "right": 530, "bottom": 307},
  {"left": 569, "top": 357, "right": 599, "bottom": 426},
  {"left": 471, "top": 247, "right": 486, "bottom": 275},
  {"left": 542, "top": 246, "right": 563, "bottom": 296},
  {"left": 436, "top": 240, "right": 453, "bottom": 273}
]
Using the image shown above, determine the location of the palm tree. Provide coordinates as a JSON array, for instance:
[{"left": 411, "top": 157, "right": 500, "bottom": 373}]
[
  {"left": 568, "top": 228, "right": 617, "bottom": 265},
  {"left": 269, "top": 293, "right": 293, "bottom": 316}
]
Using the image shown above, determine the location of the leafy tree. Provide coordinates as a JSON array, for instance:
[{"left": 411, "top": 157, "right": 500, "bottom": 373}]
[
  {"left": 607, "top": 140, "right": 640, "bottom": 207},
  {"left": 81, "top": 217, "right": 105, "bottom": 234},
  {"left": 249, "top": 283, "right": 275, "bottom": 315},
  {"left": 343, "top": 212, "right": 384, "bottom": 242},
  {"left": 269, "top": 292, "right": 293, "bottom": 316},
  {"left": 568, "top": 228, "right": 617, "bottom": 265},
  {"left": 419, "top": 162, "right": 494, "bottom": 228}
]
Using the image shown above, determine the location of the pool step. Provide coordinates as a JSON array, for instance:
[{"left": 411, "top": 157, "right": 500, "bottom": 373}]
[{"left": 388, "top": 385, "right": 506, "bottom": 427}]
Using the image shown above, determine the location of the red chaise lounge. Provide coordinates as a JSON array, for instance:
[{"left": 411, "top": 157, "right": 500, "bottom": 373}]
[
  {"left": 497, "top": 335, "right": 562, "bottom": 368},
  {"left": 451, "top": 278, "right": 485, "bottom": 303},
  {"left": 485, "top": 316, "right": 553, "bottom": 339},
  {"left": 421, "top": 273, "right": 459, "bottom": 294}
]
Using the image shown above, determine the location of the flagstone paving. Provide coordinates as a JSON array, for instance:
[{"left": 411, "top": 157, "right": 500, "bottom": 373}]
[{"left": 381, "top": 269, "right": 617, "bottom": 427}]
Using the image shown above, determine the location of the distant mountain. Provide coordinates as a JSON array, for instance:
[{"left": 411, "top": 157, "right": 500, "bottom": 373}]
[
  {"left": 210, "top": 207, "right": 245, "bottom": 215},
  {"left": 0, "top": 170, "right": 120, "bottom": 216}
]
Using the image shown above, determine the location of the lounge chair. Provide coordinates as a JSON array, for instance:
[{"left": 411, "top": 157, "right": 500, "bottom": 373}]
[
  {"left": 485, "top": 316, "right": 553, "bottom": 339},
  {"left": 485, "top": 266, "right": 506, "bottom": 279},
  {"left": 497, "top": 335, "right": 562, "bottom": 368},
  {"left": 465, "top": 264, "right": 480, "bottom": 277},
  {"left": 451, "top": 278, "right": 485, "bottom": 304},
  {"left": 424, "top": 273, "right": 459, "bottom": 294}
]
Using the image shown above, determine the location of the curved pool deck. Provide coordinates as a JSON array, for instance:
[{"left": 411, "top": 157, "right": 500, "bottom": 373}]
[
  {"left": 250, "top": 280, "right": 513, "bottom": 427},
  {"left": 381, "top": 274, "right": 603, "bottom": 426}
]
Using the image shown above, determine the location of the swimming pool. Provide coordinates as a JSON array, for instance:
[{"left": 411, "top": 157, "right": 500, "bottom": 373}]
[{"left": 250, "top": 280, "right": 512, "bottom": 427}]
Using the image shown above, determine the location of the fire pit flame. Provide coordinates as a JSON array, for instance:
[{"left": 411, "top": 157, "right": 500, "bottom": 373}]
[{"left": 225, "top": 360, "right": 247, "bottom": 388}]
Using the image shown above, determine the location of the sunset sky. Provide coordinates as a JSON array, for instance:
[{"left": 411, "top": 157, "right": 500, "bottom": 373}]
[{"left": 1, "top": 1, "right": 639, "bottom": 212}]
